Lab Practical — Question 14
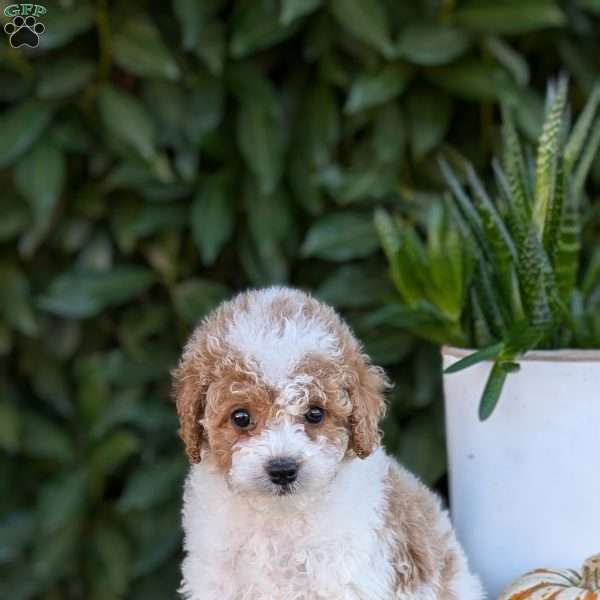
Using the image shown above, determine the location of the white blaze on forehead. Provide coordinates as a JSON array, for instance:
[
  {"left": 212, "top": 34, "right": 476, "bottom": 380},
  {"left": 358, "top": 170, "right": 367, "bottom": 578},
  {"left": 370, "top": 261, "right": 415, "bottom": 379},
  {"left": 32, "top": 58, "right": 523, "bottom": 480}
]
[{"left": 224, "top": 293, "right": 339, "bottom": 388}]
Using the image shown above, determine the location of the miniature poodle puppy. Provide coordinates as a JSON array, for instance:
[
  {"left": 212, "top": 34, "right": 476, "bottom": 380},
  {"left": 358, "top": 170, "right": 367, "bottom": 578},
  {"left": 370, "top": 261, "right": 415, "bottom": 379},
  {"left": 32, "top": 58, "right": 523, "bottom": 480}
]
[{"left": 173, "top": 287, "right": 484, "bottom": 600}]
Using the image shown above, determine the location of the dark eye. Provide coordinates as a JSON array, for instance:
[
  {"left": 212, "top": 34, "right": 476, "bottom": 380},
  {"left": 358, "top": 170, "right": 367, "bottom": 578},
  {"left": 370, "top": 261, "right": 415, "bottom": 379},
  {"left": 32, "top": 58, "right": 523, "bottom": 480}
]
[
  {"left": 305, "top": 406, "right": 324, "bottom": 424},
  {"left": 231, "top": 408, "right": 252, "bottom": 429}
]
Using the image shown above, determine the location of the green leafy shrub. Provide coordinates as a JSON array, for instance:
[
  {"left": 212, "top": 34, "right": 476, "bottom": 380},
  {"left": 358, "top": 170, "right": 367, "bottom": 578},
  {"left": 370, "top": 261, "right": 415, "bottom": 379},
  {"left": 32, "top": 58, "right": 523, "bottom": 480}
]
[
  {"left": 2, "top": 1, "right": 600, "bottom": 598},
  {"left": 376, "top": 78, "right": 600, "bottom": 418}
]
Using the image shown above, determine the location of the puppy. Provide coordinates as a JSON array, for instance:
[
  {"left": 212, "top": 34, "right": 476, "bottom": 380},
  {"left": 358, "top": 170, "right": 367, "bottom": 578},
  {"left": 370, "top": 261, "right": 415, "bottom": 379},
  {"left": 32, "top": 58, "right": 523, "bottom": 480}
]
[{"left": 173, "top": 287, "right": 484, "bottom": 600}]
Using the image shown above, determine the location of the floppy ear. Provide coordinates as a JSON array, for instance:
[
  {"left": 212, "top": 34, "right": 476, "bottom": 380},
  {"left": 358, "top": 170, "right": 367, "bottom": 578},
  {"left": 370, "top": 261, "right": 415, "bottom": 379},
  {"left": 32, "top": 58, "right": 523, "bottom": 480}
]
[
  {"left": 172, "top": 360, "right": 206, "bottom": 464},
  {"left": 348, "top": 361, "right": 389, "bottom": 459}
]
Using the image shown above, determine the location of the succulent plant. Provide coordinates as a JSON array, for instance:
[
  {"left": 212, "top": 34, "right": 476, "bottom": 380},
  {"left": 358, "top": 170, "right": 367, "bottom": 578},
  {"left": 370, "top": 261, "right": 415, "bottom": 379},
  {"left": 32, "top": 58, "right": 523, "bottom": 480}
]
[{"left": 376, "top": 77, "right": 600, "bottom": 419}]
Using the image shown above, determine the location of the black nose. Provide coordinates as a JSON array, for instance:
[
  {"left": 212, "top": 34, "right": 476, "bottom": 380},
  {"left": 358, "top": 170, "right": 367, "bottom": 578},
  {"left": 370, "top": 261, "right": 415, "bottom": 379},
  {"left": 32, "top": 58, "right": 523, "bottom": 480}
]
[{"left": 266, "top": 458, "right": 298, "bottom": 485}]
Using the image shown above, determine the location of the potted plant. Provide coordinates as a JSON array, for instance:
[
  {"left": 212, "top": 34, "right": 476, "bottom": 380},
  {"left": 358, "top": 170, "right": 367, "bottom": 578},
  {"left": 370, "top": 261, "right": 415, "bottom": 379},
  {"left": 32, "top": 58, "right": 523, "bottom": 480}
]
[{"left": 375, "top": 77, "right": 600, "bottom": 598}]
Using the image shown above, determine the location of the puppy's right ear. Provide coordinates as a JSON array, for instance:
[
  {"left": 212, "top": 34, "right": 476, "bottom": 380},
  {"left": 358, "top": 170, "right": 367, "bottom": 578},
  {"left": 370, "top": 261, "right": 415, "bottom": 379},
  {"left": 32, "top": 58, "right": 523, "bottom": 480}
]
[{"left": 172, "top": 359, "right": 206, "bottom": 464}]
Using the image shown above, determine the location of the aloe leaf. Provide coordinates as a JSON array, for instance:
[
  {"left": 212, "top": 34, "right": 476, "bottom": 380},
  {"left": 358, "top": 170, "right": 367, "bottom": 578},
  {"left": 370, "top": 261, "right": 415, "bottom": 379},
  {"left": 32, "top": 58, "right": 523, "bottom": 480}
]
[
  {"left": 542, "top": 161, "right": 564, "bottom": 263},
  {"left": 493, "top": 158, "right": 527, "bottom": 248},
  {"left": 507, "top": 264, "right": 526, "bottom": 321},
  {"left": 439, "top": 158, "right": 491, "bottom": 258},
  {"left": 478, "top": 361, "right": 508, "bottom": 421},
  {"left": 474, "top": 259, "right": 509, "bottom": 337},
  {"left": 464, "top": 163, "right": 520, "bottom": 309},
  {"left": 572, "top": 119, "right": 600, "bottom": 197},
  {"left": 374, "top": 211, "right": 429, "bottom": 307},
  {"left": 533, "top": 76, "right": 568, "bottom": 237},
  {"left": 426, "top": 204, "right": 472, "bottom": 322},
  {"left": 554, "top": 187, "right": 580, "bottom": 305},
  {"left": 581, "top": 246, "right": 600, "bottom": 300},
  {"left": 444, "top": 341, "right": 504, "bottom": 374},
  {"left": 529, "top": 273, "right": 552, "bottom": 327},
  {"left": 518, "top": 224, "right": 557, "bottom": 325},
  {"left": 470, "top": 289, "right": 495, "bottom": 347},
  {"left": 564, "top": 84, "right": 600, "bottom": 172},
  {"left": 500, "top": 104, "right": 532, "bottom": 221},
  {"left": 401, "top": 228, "right": 429, "bottom": 302}
]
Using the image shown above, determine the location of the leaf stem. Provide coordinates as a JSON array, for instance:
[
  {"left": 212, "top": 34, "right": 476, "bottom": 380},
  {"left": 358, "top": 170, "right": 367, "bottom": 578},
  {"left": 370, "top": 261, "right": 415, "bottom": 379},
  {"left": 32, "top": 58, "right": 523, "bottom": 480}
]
[{"left": 95, "top": 0, "right": 112, "bottom": 82}]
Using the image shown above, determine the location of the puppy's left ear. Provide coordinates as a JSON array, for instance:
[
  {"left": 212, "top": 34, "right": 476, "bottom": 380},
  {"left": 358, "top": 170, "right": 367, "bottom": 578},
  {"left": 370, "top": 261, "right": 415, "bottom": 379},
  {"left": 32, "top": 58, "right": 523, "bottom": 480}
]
[{"left": 348, "top": 360, "right": 389, "bottom": 459}]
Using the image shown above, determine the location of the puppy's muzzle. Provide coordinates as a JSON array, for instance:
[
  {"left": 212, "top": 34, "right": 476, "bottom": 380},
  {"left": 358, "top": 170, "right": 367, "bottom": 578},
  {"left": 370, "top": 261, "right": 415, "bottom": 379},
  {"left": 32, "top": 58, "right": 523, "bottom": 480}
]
[{"left": 266, "top": 457, "right": 298, "bottom": 486}]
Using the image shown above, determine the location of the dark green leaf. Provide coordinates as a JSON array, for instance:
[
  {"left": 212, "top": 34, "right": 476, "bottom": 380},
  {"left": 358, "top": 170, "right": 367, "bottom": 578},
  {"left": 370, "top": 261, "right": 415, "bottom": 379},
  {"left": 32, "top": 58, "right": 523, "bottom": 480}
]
[
  {"left": 90, "top": 520, "right": 132, "bottom": 597},
  {"left": 0, "top": 512, "right": 34, "bottom": 563},
  {"left": 113, "top": 18, "right": 180, "bottom": 81},
  {"left": 0, "top": 100, "right": 52, "bottom": 168},
  {"left": 173, "top": 0, "right": 204, "bottom": 50},
  {"left": 426, "top": 60, "right": 510, "bottom": 101},
  {"left": 192, "top": 173, "right": 235, "bottom": 266},
  {"left": 39, "top": 267, "right": 156, "bottom": 319},
  {"left": 36, "top": 58, "right": 95, "bottom": 99},
  {"left": 37, "top": 470, "right": 88, "bottom": 535},
  {"left": 15, "top": 138, "right": 66, "bottom": 233},
  {"left": 281, "top": 0, "right": 321, "bottom": 24},
  {"left": 315, "top": 264, "right": 392, "bottom": 307},
  {"left": 345, "top": 64, "right": 412, "bottom": 114},
  {"left": 0, "top": 261, "right": 37, "bottom": 336},
  {"left": 118, "top": 457, "right": 185, "bottom": 512},
  {"left": 397, "top": 23, "right": 470, "bottom": 66},
  {"left": 455, "top": 0, "right": 565, "bottom": 35},
  {"left": 21, "top": 413, "right": 74, "bottom": 463},
  {"left": 98, "top": 84, "right": 158, "bottom": 161},
  {"left": 236, "top": 97, "right": 285, "bottom": 195},
  {"left": 407, "top": 87, "right": 452, "bottom": 160},
  {"left": 301, "top": 212, "right": 379, "bottom": 261},
  {"left": 230, "top": 0, "right": 298, "bottom": 57},
  {"left": 38, "top": 3, "right": 95, "bottom": 50},
  {"left": 330, "top": 0, "right": 394, "bottom": 56}
]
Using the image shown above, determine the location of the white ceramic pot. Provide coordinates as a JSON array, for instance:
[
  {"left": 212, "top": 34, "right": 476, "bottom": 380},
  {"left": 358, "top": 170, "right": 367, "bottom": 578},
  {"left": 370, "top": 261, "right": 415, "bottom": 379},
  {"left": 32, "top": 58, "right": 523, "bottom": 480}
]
[{"left": 442, "top": 346, "right": 600, "bottom": 599}]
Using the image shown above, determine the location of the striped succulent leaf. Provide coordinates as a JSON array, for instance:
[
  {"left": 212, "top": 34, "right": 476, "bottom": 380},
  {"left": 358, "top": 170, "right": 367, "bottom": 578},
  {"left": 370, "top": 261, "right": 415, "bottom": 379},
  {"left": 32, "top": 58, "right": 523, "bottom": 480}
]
[
  {"left": 469, "top": 289, "right": 496, "bottom": 347},
  {"left": 439, "top": 158, "right": 492, "bottom": 259},
  {"left": 533, "top": 76, "right": 568, "bottom": 238},
  {"left": 564, "top": 84, "right": 600, "bottom": 172},
  {"left": 493, "top": 158, "right": 528, "bottom": 248},
  {"left": 518, "top": 225, "right": 554, "bottom": 326},
  {"left": 542, "top": 161, "right": 565, "bottom": 262},
  {"left": 572, "top": 120, "right": 600, "bottom": 197},
  {"left": 581, "top": 246, "right": 600, "bottom": 300},
  {"left": 464, "top": 163, "right": 520, "bottom": 307},
  {"left": 474, "top": 259, "right": 509, "bottom": 338},
  {"left": 554, "top": 187, "right": 581, "bottom": 304},
  {"left": 500, "top": 104, "right": 532, "bottom": 224}
]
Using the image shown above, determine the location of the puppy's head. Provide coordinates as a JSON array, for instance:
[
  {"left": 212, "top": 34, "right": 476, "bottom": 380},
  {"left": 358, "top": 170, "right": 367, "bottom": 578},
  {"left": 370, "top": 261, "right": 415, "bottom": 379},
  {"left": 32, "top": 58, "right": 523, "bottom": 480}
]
[{"left": 172, "top": 287, "right": 388, "bottom": 497}]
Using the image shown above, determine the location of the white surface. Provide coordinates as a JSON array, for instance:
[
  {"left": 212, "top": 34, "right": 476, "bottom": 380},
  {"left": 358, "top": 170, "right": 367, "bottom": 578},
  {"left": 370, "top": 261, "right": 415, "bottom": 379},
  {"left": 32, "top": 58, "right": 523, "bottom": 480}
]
[{"left": 443, "top": 348, "right": 600, "bottom": 598}]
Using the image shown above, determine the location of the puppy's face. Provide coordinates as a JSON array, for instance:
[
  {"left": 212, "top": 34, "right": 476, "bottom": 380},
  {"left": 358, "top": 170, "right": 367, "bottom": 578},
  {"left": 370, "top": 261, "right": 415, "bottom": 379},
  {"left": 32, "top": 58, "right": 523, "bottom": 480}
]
[{"left": 173, "top": 288, "right": 387, "bottom": 498}]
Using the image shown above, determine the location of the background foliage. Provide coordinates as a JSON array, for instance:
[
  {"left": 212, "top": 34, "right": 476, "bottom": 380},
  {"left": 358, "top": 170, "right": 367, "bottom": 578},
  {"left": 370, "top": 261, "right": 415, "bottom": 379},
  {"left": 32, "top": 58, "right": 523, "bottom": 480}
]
[{"left": 1, "top": 0, "right": 600, "bottom": 598}]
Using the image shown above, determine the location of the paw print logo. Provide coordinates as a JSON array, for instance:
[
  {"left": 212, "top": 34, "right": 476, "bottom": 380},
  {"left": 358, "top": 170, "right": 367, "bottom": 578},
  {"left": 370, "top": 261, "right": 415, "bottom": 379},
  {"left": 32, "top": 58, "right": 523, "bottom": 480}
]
[{"left": 4, "top": 15, "right": 45, "bottom": 48}]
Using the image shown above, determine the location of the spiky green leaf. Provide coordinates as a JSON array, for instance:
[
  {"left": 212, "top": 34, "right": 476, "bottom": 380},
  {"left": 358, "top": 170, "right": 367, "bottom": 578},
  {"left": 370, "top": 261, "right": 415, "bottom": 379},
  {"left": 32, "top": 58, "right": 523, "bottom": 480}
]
[
  {"left": 444, "top": 341, "right": 504, "bottom": 374},
  {"left": 478, "top": 362, "right": 508, "bottom": 421},
  {"left": 533, "top": 76, "right": 568, "bottom": 237},
  {"left": 564, "top": 84, "right": 600, "bottom": 171}
]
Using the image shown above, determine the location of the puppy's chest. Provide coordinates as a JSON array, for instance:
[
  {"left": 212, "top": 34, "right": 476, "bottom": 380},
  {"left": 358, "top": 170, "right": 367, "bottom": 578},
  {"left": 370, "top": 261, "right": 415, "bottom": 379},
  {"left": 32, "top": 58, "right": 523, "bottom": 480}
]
[{"left": 200, "top": 506, "right": 394, "bottom": 600}]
